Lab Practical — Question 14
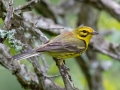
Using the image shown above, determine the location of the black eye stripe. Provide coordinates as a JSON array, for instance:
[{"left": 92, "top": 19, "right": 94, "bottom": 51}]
[
  {"left": 80, "top": 33, "right": 89, "bottom": 37},
  {"left": 82, "top": 30, "right": 87, "bottom": 33},
  {"left": 79, "top": 30, "right": 89, "bottom": 37}
]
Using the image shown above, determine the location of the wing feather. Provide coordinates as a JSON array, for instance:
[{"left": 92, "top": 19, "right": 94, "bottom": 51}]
[{"left": 36, "top": 40, "right": 86, "bottom": 53}]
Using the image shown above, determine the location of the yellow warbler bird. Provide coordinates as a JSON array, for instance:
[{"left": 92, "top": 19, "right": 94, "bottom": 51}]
[{"left": 12, "top": 26, "right": 98, "bottom": 65}]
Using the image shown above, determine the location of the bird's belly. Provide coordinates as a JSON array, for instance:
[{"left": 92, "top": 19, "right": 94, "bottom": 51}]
[{"left": 47, "top": 52, "right": 81, "bottom": 59}]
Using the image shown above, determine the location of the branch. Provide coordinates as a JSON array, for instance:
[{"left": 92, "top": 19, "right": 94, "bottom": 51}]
[
  {"left": 1, "top": 0, "right": 120, "bottom": 89},
  {"left": 53, "top": 58, "right": 79, "bottom": 90},
  {"left": 59, "top": 0, "right": 120, "bottom": 22},
  {"left": 0, "top": 0, "right": 6, "bottom": 19},
  {"left": 84, "top": 0, "right": 120, "bottom": 21},
  {"left": 4, "top": 0, "right": 14, "bottom": 30},
  {"left": 27, "top": 0, "right": 62, "bottom": 23},
  {"left": 15, "top": 0, "right": 40, "bottom": 12},
  {"left": 0, "top": 0, "right": 79, "bottom": 89},
  {"left": 0, "top": 43, "right": 40, "bottom": 89},
  {"left": 91, "top": 36, "right": 120, "bottom": 61},
  {"left": 0, "top": 0, "right": 72, "bottom": 90},
  {"left": 0, "top": 39, "right": 61, "bottom": 90}
]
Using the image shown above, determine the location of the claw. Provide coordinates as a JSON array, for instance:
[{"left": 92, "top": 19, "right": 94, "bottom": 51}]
[
  {"left": 60, "top": 63, "right": 72, "bottom": 81},
  {"left": 53, "top": 57, "right": 72, "bottom": 81}
]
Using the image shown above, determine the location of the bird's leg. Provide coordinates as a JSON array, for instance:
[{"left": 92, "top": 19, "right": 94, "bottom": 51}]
[
  {"left": 63, "top": 60, "right": 70, "bottom": 71},
  {"left": 63, "top": 60, "right": 66, "bottom": 64},
  {"left": 53, "top": 57, "right": 72, "bottom": 81}
]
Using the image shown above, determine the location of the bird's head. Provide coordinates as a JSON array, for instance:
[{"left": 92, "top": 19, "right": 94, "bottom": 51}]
[{"left": 73, "top": 26, "right": 99, "bottom": 45}]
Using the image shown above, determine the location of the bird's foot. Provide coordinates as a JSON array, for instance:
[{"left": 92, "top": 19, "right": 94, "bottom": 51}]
[
  {"left": 63, "top": 60, "right": 70, "bottom": 71},
  {"left": 60, "top": 63, "right": 72, "bottom": 81},
  {"left": 53, "top": 57, "right": 72, "bottom": 81}
]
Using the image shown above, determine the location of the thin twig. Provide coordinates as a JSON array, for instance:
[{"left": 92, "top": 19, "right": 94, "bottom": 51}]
[
  {"left": 40, "top": 54, "right": 49, "bottom": 73},
  {"left": 4, "top": 0, "right": 14, "bottom": 30},
  {"left": 44, "top": 74, "right": 61, "bottom": 78},
  {"left": 15, "top": 0, "right": 39, "bottom": 11}
]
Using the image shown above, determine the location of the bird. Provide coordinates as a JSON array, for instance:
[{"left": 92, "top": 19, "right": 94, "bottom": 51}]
[{"left": 12, "top": 26, "right": 98, "bottom": 66}]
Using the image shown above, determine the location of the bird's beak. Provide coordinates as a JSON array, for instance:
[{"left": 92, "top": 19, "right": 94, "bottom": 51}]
[{"left": 90, "top": 31, "right": 99, "bottom": 35}]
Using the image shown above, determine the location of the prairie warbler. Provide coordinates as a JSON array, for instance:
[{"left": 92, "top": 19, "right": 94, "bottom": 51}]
[{"left": 12, "top": 26, "right": 98, "bottom": 65}]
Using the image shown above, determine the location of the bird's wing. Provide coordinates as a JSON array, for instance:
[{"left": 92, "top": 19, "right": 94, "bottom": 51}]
[{"left": 36, "top": 39, "right": 86, "bottom": 53}]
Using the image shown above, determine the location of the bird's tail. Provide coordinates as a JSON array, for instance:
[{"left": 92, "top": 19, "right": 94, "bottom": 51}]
[{"left": 12, "top": 49, "right": 40, "bottom": 61}]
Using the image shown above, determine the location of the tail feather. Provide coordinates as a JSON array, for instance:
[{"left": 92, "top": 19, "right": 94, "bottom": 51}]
[{"left": 12, "top": 49, "right": 40, "bottom": 61}]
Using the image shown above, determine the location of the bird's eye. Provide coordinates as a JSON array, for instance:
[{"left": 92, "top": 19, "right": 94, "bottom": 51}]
[{"left": 82, "top": 30, "right": 87, "bottom": 33}]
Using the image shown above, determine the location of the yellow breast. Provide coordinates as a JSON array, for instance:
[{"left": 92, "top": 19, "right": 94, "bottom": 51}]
[{"left": 46, "top": 51, "right": 85, "bottom": 59}]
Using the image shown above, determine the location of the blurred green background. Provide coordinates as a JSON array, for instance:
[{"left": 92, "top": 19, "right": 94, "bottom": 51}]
[{"left": 0, "top": 0, "right": 120, "bottom": 90}]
